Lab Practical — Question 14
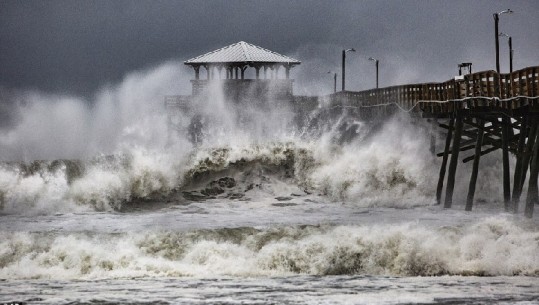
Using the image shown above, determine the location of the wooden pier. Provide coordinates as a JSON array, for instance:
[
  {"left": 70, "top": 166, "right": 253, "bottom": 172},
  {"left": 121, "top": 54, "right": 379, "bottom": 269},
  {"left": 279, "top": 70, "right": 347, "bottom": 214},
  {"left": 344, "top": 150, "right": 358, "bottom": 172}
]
[
  {"left": 168, "top": 43, "right": 538, "bottom": 218},
  {"left": 328, "top": 66, "right": 539, "bottom": 217}
]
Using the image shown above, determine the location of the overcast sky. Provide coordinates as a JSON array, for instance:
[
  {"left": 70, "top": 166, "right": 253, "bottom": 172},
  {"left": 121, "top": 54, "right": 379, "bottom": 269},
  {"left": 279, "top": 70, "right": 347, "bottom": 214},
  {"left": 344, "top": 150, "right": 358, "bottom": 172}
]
[{"left": 1, "top": 0, "right": 538, "bottom": 98}]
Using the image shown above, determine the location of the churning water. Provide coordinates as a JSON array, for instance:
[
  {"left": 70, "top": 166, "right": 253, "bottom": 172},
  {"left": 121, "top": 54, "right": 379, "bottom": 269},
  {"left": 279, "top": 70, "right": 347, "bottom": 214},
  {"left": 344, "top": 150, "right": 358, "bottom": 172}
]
[{"left": 0, "top": 62, "right": 538, "bottom": 304}]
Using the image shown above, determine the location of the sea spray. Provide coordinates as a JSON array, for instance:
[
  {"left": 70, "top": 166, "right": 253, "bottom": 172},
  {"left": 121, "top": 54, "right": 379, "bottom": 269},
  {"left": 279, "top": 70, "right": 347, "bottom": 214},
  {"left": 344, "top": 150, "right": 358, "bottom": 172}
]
[
  {"left": 0, "top": 61, "right": 184, "bottom": 161},
  {"left": 0, "top": 119, "right": 512, "bottom": 213},
  {"left": 0, "top": 60, "right": 513, "bottom": 213},
  {"left": 308, "top": 116, "right": 438, "bottom": 206},
  {"left": 0, "top": 148, "right": 189, "bottom": 213}
]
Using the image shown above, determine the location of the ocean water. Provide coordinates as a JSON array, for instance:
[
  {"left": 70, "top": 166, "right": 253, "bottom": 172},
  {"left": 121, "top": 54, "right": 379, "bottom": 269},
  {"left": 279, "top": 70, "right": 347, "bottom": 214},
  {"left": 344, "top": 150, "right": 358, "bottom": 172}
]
[{"left": 1, "top": 63, "right": 538, "bottom": 304}]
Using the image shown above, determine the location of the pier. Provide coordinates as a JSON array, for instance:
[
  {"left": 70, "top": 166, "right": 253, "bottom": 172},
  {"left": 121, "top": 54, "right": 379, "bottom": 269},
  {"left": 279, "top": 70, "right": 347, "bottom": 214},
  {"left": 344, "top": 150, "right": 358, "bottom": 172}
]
[
  {"left": 167, "top": 41, "right": 539, "bottom": 218},
  {"left": 326, "top": 66, "right": 539, "bottom": 217}
]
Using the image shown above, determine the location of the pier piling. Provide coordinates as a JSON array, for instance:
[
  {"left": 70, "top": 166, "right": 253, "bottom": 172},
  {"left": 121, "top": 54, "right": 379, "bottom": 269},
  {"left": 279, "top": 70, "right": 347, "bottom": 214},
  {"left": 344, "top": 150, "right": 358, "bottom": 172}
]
[
  {"left": 444, "top": 113, "right": 463, "bottom": 209},
  {"left": 466, "top": 118, "right": 485, "bottom": 211},
  {"left": 436, "top": 117, "right": 454, "bottom": 205},
  {"left": 525, "top": 123, "right": 539, "bottom": 218}
]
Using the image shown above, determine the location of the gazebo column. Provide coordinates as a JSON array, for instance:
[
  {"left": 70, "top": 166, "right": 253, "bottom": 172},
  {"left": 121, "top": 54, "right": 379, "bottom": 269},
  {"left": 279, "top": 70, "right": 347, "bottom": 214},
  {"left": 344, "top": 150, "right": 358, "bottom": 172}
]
[
  {"left": 264, "top": 66, "right": 268, "bottom": 79},
  {"left": 234, "top": 67, "right": 238, "bottom": 79},
  {"left": 255, "top": 66, "right": 261, "bottom": 79},
  {"left": 241, "top": 66, "right": 247, "bottom": 79},
  {"left": 204, "top": 65, "right": 210, "bottom": 80},
  {"left": 285, "top": 64, "right": 290, "bottom": 79},
  {"left": 194, "top": 65, "right": 200, "bottom": 80}
]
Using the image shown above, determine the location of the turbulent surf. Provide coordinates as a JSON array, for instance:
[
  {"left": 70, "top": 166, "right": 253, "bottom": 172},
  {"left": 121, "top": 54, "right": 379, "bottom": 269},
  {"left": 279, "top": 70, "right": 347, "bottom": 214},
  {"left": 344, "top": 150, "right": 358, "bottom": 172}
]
[{"left": 1, "top": 62, "right": 538, "bottom": 304}]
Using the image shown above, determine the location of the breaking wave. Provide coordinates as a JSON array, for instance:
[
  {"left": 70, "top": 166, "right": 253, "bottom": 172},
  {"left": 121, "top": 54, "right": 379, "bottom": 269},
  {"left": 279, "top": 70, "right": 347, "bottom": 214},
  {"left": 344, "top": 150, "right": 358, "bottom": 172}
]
[
  {"left": 1, "top": 217, "right": 537, "bottom": 279},
  {"left": 0, "top": 61, "right": 510, "bottom": 214},
  {"left": 0, "top": 149, "right": 188, "bottom": 213},
  {"left": 0, "top": 118, "right": 441, "bottom": 214}
]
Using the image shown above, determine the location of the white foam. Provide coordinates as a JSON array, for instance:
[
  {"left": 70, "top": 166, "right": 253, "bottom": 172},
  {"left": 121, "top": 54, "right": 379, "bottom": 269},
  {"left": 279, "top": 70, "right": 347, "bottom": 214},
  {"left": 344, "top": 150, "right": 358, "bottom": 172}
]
[
  {"left": 1, "top": 217, "right": 537, "bottom": 280},
  {"left": 0, "top": 59, "right": 516, "bottom": 213}
]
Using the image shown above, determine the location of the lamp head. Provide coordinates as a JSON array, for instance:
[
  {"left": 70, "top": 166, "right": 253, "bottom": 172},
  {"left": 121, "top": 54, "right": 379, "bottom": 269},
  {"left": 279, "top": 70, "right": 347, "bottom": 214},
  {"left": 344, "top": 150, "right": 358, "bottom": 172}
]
[
  {"left": 498, "top": 8, "right": 513, "bottom": 15},
  {"left": 368, "top": 57, "right": 377, "bottom": 61},
  {"left": 345, "top": 48, "right": 356, "bottom": 53},
  {"left": 499, "top": 32, "right": 510, "bottom": 38}
]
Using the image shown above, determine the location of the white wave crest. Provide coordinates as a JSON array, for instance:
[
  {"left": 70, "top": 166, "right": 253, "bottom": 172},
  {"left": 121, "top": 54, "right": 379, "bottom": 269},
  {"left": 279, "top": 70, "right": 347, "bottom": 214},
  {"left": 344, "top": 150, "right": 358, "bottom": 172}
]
[{"left": 1, "top": 217, "right": 537, "bottom": 279}]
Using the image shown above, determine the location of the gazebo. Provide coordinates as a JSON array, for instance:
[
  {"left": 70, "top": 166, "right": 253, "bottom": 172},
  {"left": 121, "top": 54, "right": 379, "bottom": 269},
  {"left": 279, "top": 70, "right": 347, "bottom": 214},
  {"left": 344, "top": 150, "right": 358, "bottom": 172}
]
[
  {"left": 185, "top": 41, "right": 300, "bottom": 80},
  {"left": 184, "top": 41, "right": 300, "bottom": 99}
]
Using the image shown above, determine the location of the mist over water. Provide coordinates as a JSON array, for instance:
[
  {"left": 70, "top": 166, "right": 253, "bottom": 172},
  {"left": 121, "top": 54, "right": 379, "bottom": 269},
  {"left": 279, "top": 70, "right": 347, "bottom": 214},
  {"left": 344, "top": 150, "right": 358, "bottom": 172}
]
[
  {"left": 0, "top": 59, "right": 517, "bottom": 214},
  {"left": 1, "top": 61, "right": 538, "bottom": 305},
  {"left": 0, "top": 61, "right": 186, "bottom": 161}
]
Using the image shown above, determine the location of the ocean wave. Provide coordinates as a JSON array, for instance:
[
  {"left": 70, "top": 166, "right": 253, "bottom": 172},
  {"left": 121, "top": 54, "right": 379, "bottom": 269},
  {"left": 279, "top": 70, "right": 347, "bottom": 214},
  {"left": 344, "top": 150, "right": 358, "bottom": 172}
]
[
  {"left": 0, "top": 114, "right": 511, "bottom": 213},
  {"left": 0, "top": 150, "right": 187, "bottom": 213},
  {"left": 1, "top": 217, "right": 537, "bottom": 279},
  {"left": 0, "top": 135, "right": 436, "bottom": 213}
]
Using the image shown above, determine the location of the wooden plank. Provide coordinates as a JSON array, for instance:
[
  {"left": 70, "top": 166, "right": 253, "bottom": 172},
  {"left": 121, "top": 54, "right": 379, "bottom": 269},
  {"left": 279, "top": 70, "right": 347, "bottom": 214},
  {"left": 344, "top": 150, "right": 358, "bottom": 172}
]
[{"left": 463, "top": 146, "right": 499, "bottom": 163}]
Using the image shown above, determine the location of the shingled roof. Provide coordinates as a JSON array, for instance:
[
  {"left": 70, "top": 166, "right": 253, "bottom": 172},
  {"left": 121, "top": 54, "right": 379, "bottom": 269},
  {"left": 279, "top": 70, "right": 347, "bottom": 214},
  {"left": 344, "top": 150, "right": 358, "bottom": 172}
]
[{"left": 184, "top": 41, "right": 300, "bottom": 65}]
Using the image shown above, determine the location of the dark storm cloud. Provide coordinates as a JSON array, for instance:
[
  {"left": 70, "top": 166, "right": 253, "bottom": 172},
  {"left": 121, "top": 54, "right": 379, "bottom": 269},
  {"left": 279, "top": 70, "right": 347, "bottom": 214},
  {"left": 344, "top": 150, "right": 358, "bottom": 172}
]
[{"left": 0, "top": 0, "right": 538, "bottom": 97}]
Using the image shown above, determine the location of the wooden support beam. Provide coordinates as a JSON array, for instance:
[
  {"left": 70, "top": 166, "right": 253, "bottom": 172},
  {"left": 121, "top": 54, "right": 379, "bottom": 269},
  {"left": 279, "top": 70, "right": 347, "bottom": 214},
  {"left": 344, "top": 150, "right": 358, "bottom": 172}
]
[
  {"left": 518, "top": 120, "right": 538, "bottom": 194},
  {"left": 436, "top": 121, "right": 518, "bottom": 158},
  {"left": 430, "top": 133, "right": 436, "bottom": 155},
  {"left": 437, "top": 142, "right": 474, "bottom": 157},
  {"left": 525, "top": 121, "right": 539, "bottom": 218},
  {"left": 439, "top": 122, "right": 503, "bottom": 144},
  {"left": 436, "top": 117, "right": 454, "bottom": 205},
  {"left": 511, "top": 116, "right": 528, "bottom": 213},
  {"left": 444, "top": 113, "right": 463, "bottom": 208},
  {"left": 502, "top": 117, "right": 512, "bottom": 210},
  {"left": 463, "top": 146, "right": 499, "bottom": 163},
  {"left": 459, "top": 144, "right": 478, "bottom": 152},
  {"left": 460, "top": 128, "right": 518, "bottom": 155},
  {"left": 466, "top": 118, "right": 485, "bottom": 211},
  {"left": 461, "top": 119, "right": 501, "bottom": 134}
]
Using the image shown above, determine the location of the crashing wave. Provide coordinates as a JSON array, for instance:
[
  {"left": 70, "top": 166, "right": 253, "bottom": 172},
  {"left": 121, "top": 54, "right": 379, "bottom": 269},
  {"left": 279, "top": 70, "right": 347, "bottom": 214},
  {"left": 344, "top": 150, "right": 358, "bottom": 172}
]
[{"left": 1, "top": 217, "right": 537, "bottom": 279}]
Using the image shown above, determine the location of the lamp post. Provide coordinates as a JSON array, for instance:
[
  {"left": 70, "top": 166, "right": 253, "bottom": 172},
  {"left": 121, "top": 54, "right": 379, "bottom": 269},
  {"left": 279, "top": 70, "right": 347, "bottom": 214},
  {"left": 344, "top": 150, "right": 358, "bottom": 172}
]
[
  {"left": 494, "top": 9, "right": 513, "bottom": 73},
  {"left": 328, "top": 71, "right": 337, "bottom": 93},
  {"left": 499, "top": 32, "right": 513, "bottom": 73},
  {"left": 368, "top": 57, "right": 379, "bottom": 89},
  {"left": 342, "top": 48, "right": 356, "bottom": 91}
]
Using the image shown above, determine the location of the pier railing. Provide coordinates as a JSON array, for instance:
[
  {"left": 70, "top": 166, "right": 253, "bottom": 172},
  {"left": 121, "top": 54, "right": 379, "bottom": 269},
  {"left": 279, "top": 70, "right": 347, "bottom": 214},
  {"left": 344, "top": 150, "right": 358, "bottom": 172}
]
[{"left": 329, "top": 66, "right": 539, "bottom": 116}]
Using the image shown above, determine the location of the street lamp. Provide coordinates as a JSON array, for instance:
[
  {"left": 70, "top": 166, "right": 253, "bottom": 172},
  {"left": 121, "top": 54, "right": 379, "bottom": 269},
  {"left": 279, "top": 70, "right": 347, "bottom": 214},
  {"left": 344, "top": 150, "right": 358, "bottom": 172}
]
[
  {"left": 494, "top": 9, "right": 513, "bottom": 73},
  {"left": 342, "top": 48, "right": 356, "bottom": 91},
  {"left": 499, "top": 32, "right": 513, "bottom": 74},
  {"left": 328, "top": 71, "right": 337, "bottom": 93},
  {"left": 368, "top": 57, "right": 379, "bottom": 89}
]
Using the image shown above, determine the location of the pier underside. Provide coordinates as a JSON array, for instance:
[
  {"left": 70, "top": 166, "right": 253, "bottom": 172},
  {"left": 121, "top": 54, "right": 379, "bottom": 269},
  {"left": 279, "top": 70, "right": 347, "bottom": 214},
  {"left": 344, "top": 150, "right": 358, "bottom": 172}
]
[{"left": 433, "top": 100, "right": 539, "bottom": 218}]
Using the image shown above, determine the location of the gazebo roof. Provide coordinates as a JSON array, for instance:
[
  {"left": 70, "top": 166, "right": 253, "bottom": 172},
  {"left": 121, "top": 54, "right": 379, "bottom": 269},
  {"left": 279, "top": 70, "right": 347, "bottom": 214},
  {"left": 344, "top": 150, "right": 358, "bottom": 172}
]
[{"left": 184, "top": 41, "right": 300, "bottom": 66}]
